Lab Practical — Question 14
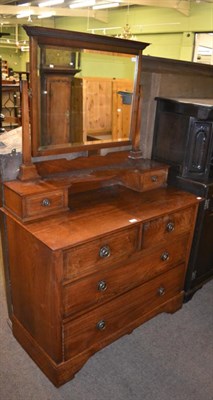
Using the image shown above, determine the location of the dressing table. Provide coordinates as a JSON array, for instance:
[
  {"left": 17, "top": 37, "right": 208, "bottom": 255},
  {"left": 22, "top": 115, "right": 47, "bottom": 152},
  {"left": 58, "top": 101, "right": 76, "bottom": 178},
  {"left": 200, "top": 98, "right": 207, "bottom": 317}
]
[{"left": 1, "top": 26, "right": 199, "bottom": 386}]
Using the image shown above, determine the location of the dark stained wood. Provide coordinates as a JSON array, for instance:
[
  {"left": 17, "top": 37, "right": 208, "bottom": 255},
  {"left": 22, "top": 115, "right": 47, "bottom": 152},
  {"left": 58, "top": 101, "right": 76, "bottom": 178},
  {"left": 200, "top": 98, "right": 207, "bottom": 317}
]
[
  {"left": 23, "top": 25, "right": 149, "bottom": 55},
  {"left": 151, "top": 97, "right": 213, "bottom": 301}
]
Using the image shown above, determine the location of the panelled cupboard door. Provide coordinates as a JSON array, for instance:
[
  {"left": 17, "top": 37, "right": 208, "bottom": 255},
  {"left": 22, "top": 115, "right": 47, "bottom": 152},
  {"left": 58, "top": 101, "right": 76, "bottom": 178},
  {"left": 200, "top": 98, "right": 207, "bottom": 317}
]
[
  {"left": 82, "top": 77, "right": 112, "bottom": 140},
  {"left": 112, "top": 79, "right": 133, "bottom": 141},
  {"left": 40, "top": 75, "right": 83, "bottom": 146}
]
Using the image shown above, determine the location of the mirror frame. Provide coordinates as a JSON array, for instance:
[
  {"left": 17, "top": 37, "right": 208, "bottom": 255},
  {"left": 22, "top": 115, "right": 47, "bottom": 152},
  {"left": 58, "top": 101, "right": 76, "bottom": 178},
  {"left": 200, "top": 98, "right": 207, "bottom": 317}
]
[{"left": 23, "top": 25, "right": 149, "bottom": 158}]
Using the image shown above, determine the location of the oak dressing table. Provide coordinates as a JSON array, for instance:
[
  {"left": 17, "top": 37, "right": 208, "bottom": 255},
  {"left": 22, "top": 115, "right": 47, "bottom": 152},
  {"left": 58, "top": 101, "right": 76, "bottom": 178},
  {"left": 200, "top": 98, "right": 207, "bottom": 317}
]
[{"left": 1, "top": 26, "right": 199, "bottom": 386}]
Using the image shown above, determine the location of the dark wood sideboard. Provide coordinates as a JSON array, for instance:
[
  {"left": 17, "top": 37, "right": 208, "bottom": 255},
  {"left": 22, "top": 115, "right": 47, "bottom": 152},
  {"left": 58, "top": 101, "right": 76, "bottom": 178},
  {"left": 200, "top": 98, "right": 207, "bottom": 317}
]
[{"left": 152, "top": 97, "right": 213, "bottom": 300}]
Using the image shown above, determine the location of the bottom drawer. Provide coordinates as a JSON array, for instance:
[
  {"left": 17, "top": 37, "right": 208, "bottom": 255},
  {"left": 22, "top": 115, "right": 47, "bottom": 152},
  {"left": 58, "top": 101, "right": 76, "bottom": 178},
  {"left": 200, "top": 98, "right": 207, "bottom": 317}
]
[{"left": 64, "top": 264, "right": 184, "bottom": 360}]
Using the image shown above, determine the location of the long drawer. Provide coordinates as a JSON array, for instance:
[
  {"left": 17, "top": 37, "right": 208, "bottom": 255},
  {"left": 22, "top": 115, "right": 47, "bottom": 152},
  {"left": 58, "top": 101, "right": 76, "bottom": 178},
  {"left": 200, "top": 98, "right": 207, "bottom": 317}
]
[
  {"left": 63, "top": 234, "right": 189, "bottom": 317},
  {"left": 63, "top": 225, "right": 140, "bottom": 281},
  {"left": 63, "top": 264, "right": 185, "bottom": 360}
]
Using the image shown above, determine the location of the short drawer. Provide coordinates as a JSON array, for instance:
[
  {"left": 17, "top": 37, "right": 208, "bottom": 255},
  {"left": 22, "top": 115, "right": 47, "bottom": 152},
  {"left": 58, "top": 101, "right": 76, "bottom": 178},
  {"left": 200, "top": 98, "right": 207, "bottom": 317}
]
[
  {"left": 63, "top": 263, "right": 185, "bottom": 360},
  {"left": 24, "top": 190, "right": 67, "bottom": 219},
  {"left": 142, "top": 169, "right": 168, "bottom": 191},
  {"left": 63, "top": 226, "right": 140, "bottom": 281},
  {"left": 121, "top": 167, "right": 168, "bottom": 192},
  {"left": 63, "top": 234, "right": 188, "bottom": 317},
  {"left": 142, "top": 206, "right": 195, "bottom": 249}
]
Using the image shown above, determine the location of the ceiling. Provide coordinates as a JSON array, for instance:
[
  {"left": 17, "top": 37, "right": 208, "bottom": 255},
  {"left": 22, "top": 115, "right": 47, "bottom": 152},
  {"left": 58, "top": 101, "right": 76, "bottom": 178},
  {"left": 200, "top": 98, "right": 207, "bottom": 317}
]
[
  {"left": 0, "top": 0, "right": 213, "bottom": 42},
  {"left": 1, "top": 0, "right": 213, "bottom": 26}
]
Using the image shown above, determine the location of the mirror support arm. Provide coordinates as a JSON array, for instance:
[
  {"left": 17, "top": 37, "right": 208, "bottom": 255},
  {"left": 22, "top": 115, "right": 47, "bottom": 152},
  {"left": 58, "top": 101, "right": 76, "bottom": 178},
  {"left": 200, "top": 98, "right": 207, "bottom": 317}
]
[
  {"left": 18, "top": 80, "right": 40, "bottom": 181},
  {"left": 129, "top": 52, "right": 143, "bottom": 159}
]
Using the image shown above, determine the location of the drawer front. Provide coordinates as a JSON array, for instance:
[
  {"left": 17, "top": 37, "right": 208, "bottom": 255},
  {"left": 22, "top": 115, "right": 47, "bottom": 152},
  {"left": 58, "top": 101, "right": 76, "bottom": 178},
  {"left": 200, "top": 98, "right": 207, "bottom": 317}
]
[
  {"left": 64, "top": 264, "right": 184, "bottom": 360},
  {"left": 24, "top": 190, "right": 67, "bottom": 218},
  {"left": 142, "top": 169, "right": 168, "bottom": 191},
  {"left": 63, "top": 226, "right": 139, "bottom": 281},
  {"left": 142, "top": 206, "right": 195, "bottom": 249},
  {"left": 63, "top": 234, "right": 188, "bottom": 317},
  {"left": 121, "top": 167, "right": 168, "bottom": 192}
]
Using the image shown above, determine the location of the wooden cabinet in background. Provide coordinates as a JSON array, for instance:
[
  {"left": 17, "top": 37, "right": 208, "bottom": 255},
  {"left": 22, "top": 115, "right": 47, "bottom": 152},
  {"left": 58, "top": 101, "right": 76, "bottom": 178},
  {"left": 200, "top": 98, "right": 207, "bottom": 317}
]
[{"left": 1, "top": 60, "right": 8, "bottom": 76}]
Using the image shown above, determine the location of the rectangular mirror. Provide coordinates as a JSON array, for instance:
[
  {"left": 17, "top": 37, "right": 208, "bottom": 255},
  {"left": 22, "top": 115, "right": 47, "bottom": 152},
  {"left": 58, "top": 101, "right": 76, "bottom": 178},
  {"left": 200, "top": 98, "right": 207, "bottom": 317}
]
[
  {"left": 39, "top": 47, "right": 135, "bottom": 149},
  {"left": 23, "top": 26, "right": 149, "bottom": 157}
]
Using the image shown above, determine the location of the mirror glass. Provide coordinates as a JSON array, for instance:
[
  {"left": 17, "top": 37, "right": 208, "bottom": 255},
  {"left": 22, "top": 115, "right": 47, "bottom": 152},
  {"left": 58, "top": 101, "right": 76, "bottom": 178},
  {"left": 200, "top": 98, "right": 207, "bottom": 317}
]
[{"left": 37, "top": 44, "right": 136, "bottom": 152}]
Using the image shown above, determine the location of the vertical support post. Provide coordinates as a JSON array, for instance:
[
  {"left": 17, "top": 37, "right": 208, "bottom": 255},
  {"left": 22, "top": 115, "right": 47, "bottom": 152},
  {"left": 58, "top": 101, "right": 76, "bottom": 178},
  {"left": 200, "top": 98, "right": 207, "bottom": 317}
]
[
  {"left": 129, "top": 52, "right": 143, "bottom": 159},
  {"left": 18, "top": 80, "right": 40, "bottom": 181}
]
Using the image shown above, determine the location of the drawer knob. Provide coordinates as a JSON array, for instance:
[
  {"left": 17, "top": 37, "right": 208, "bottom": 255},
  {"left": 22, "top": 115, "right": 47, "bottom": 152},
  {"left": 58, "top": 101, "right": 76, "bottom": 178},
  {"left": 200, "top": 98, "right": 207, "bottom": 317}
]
[
  {"left": 99, "top": 245, "right": 111, "bottom": 258},
  {"left": 161, "top": 251, "right": 169, "bottom": 261},
  {"left": 166, "top": 222, "right": 175, "bottom": 232},
  {"left": 41, "top": 198, "right": 51, "bottom": 207},
  {"left": 96, "top": 320, "right": 106, "bottom": 331},
  {"left": 97, "top": 280, "right": 107, "bottom": 291},
  {"left": 158, "top": 286, "right": 166, "bottom": 296},
  {"left": 151, "top": 175, "right": 158, "bottom": 182}
]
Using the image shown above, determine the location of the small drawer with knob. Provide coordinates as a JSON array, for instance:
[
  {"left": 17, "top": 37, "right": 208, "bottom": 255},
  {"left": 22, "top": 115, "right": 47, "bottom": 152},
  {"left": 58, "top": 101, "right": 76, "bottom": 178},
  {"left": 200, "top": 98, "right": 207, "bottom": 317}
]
[
  {"left": 63, "top": 225, "right": 140, "bottom": 282},
  {"left": 3, "top": 181, "right": 68, "bottom": 222},
  {"left": 24, "top": 189, "right": 68, "bottom": 220},
  {"left": 142, "top": 206, "right": 196, "bottom": 249},
  {"left": 120, "top": 167, "right": 168, "bottom": 192},
  {"left": 63, "top": 263, "right": 185, "bottom": 360},
  {"left": 142, "top": 169, "right": 168, "bottom": 191}
]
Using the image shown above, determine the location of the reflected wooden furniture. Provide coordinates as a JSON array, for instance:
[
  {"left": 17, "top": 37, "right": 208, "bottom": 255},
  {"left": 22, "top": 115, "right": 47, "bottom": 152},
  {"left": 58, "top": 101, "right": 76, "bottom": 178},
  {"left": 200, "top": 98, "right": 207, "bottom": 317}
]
[
  {"left": 1, "top": 83, "right": 21, "bottom": 131},
  {"left": 41, "top": 75, "right": 133, "bottom": 145},
  {"left": 0, "top": 27, "right": 199, "bottom": 387}
]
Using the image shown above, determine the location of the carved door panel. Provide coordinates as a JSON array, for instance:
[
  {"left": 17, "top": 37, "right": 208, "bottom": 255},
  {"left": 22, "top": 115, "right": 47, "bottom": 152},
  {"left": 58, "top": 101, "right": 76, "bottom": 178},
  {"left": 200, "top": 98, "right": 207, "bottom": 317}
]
[{"left": 183, "top": 118, "right": 213, "bottom": 179}]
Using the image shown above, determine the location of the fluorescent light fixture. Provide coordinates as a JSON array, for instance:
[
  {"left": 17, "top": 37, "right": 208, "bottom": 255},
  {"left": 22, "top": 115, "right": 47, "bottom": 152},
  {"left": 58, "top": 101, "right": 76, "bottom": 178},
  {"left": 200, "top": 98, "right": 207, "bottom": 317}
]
[
  {"left": 38, "top": 12, "right": 55, "bottom": 18},
  {"left": 16, "top": 10, "right": 33, "bottom": 18},
  {"left": 21, "top": 46, "right": 29, "bottom": 52},
  {"left": 69, "top": 0, "right": 95, "bottom": 9},
  {"left": 93, "top": 2, "right": 119, "bottom": 9},
  {"left": 18, "top": 2, "right": 31, "bottom": 6},
  {"left": 39, "top": 0, "right": 64, "bottom": 7}
]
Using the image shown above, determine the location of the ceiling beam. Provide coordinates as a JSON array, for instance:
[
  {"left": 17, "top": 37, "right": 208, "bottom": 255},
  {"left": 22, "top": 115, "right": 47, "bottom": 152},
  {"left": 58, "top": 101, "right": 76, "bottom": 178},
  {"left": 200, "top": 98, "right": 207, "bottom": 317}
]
[
  {"left": 0, "top": 5, "right": 108, "bottom": 22},
  {"left": 118, "top": 0, "right": 190, "bottom": 16}
]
